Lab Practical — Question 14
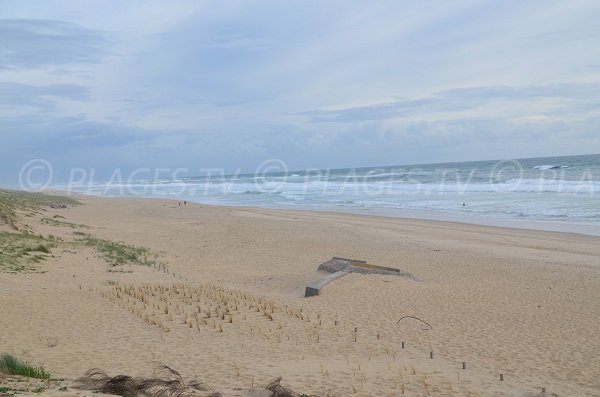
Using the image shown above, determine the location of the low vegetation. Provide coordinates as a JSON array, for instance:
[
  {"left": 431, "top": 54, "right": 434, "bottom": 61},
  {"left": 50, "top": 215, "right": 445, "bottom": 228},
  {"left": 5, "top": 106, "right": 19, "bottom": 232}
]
[
  {"left": 0, "top": 190, "right": 160, "bottom": 274},
  {"left": 0, "top": 190, "right": 80, "bottom": 273},
  {"left": 76, "top": 366, "right": 321, "bottom": 397},
  {"left": 0, "top": 232, "right": 55, "bottom": 273},
  {"left": 0, "top": 356, "right": 328, "bottom": 397},
  {"left": 0, "top": 190, "right": 80, "bottom": 231},
  {"left": 75, "top": 233, "right": 161, "bottom": 269},
  {"left": 41, "top": 217, "right": 90, "bottom": 229},
  {"left": 76, "top": 364, "right": 220, "bottom": 397},
  {"left": 266, "top": 377, "right": 319, "bottom": 397},
  {"left": 0, "top": 353, "right": 51, "bottom": 380}
]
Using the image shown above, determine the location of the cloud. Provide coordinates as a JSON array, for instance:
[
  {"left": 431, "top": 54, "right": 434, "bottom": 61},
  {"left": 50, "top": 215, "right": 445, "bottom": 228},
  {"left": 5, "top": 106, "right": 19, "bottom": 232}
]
[
  {"left": 1, "top": 1, "right": 600, "bottom": 186},
  {"left": 301, "top": 82, "right": 600, "bottom": 122},
  {"left": 0, "top": 116, "right": 160, "bottom": 150},
  {"left": 0, "top": 82, "right": 90, "bottom": 107},
  {"left": 0, "top": 19, "right": 109, "bottom": 69}
]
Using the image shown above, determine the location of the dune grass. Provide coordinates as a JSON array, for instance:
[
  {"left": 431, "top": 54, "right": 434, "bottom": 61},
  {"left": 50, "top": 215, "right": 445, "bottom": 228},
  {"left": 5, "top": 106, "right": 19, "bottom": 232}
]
[
  {"left": 0, "top": 189, "right": 80, "bottom": 211},
  {"left": 0, "top": 190, "right": 78, "bottom": 273},
  {"left": 0, "top": 202, "right": 18, "bottom": 230},
  {"left": 0, "top": 190, "right": 80, "bottom": 230},
  {"left": 77, "top": 364, "right": 218, "bottom": 397},
  {"left": 76, "top": 366, "right": 321, "bottom": 397},
  {"left": 75, "top": 233, "right": 158, "bottom": 268},
  {"left": 0, "top": 353, "right": 51, "bottom": 380},
  {"left": 0, "top": 190, "right": 157, "bottom": 272},
  {"left": 0, "top": 232, "right": 55, "bottom": 273},
  {"left": 0, "top": 189, "right": 80, "bottom": 234},
  {"left": 41, "top": 217, "right": 90, "bottom": 229}
]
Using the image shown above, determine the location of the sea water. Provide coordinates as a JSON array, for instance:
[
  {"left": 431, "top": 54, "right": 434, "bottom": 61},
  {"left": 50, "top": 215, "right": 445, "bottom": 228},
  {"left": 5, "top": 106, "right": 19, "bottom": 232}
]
[{"left": 65, "top": 154, "right": 600, "bottom": 232}]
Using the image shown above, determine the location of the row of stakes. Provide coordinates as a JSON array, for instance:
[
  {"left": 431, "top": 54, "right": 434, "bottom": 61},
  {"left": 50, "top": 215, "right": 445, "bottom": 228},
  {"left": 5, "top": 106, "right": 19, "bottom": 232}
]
[
  {"left": 423, "top": 345, "right": 548, "bottom": 393},
  {"left": 151, "top": 266, "right": 516, "bottom": 386},
  {"left": 103, "top": 281, "right": 548, "bottom": 394},
  {"left": 352, "top": 326, "right": 549, "bottom": 394},
  {"left": 149, "top": 254, "right": 550, "bottom": 393}
]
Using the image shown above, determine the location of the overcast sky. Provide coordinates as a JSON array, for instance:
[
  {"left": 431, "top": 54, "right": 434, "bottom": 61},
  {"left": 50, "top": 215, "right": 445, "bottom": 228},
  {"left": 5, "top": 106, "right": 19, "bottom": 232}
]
[{"left": 1, "top": 0, "right": 599, "bottom": 185}]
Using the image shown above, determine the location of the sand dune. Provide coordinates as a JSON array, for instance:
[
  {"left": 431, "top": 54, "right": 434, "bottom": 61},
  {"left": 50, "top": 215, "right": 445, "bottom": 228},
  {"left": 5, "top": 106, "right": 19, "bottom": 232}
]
[{"left": 1, "top": 195, "right": 599, "bottom": 396}]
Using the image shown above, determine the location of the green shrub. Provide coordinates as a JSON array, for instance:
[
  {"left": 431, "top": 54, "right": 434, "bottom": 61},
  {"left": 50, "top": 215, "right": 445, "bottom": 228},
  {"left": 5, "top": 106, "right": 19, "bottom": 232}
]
[{"left": 0, "top": 353, "right": 51, "bottom": 380}]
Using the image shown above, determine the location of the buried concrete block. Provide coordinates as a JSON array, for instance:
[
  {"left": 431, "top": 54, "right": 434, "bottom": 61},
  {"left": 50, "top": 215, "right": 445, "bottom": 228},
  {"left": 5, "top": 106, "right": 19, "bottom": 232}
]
[
  {"left": 305, "top": 271, "right": 349, "bottom": 297},
  {"left": 306, "top": 257, "right": 415, "bottom": 297}
]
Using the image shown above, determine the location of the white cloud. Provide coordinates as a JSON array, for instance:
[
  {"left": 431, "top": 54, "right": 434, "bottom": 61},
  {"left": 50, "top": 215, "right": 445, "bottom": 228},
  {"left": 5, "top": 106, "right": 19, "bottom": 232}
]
[{"left": 0, "top": 0, "right": 599, "bottom": 185}]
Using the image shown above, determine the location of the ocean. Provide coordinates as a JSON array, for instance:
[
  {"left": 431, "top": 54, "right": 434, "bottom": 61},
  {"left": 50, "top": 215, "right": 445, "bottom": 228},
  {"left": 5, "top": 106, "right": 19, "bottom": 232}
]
[{"left": 65, "top": 154, "right": 600, "bottom": 232}]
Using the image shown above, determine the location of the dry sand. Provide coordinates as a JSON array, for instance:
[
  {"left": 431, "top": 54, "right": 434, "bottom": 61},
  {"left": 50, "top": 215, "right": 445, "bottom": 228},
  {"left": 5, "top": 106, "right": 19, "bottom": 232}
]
[{"left": 1, "top": 194, "right": 599, "bottom": 396}]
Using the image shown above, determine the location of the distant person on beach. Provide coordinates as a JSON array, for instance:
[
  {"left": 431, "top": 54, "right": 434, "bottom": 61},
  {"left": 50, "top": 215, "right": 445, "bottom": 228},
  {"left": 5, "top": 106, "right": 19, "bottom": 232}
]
[{"left": 184, "top": 201, "right": 187, "bottom": 206}]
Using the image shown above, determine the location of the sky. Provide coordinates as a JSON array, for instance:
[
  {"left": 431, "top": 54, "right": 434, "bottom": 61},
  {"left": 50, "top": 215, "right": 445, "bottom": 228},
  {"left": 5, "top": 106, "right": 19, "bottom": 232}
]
[{"left": 1, "top": 0, "right": 600, "bottom": 186}]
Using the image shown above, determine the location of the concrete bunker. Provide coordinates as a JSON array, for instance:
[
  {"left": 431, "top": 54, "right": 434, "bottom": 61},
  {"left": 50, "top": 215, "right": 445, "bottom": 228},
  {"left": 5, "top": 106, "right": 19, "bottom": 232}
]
[{"left": 305, "top": 257, "right": 414, "bottom": 297}]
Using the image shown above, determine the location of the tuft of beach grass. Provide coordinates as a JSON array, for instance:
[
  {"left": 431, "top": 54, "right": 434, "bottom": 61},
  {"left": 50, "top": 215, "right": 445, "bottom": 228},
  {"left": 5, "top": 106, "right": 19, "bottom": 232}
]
[{"left": 0, "top": 353, "right": 51, "bottom": 380}]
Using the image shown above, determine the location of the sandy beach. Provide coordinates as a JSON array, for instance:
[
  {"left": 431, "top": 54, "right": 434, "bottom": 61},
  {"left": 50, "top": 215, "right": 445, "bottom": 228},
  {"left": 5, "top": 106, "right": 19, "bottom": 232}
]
[{"left": 1, "top": 194, "right": 599, "bottom": 396}]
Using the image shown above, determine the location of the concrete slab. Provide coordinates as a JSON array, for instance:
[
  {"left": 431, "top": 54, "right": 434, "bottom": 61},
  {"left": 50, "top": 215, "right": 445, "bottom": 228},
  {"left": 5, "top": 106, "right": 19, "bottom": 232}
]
[
  {"left": 306, "top": 257, "right": 415, "bottom": 297},
  {"left": 305, "top": 270, "right": 349, "bottom": 297}
]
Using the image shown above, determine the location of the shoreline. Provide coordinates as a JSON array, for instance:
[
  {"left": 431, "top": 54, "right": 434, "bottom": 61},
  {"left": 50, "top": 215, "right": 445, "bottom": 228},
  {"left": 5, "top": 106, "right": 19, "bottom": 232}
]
[{"left": 56, "top": 189, "right": 600, "bottom": 237}]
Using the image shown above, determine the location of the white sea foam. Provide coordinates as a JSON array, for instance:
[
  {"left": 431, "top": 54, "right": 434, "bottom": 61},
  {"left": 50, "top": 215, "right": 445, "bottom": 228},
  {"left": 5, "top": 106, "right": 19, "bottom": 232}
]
[
  {"left": 533, "top": 165, "right": 569, "bottom": 170},
  {"left": 60, "top": 155, "right": 600, "bottom": 225},
  {"left": 70, "top": 177, "right": 600, "bottom": 199}
]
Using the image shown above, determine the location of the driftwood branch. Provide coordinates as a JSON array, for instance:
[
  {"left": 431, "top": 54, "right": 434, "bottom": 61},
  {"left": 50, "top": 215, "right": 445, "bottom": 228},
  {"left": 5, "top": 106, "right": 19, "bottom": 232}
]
[{"left": 397, "top": 316, "right": 432, "bottom": 330}]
